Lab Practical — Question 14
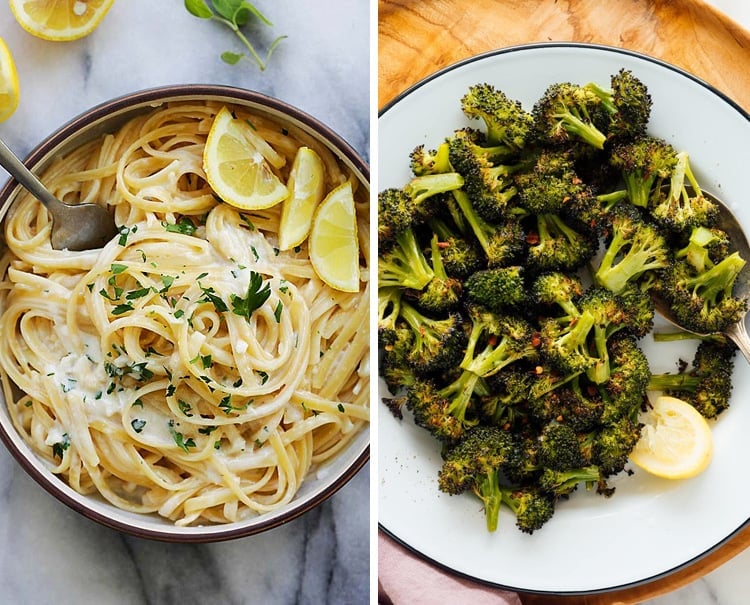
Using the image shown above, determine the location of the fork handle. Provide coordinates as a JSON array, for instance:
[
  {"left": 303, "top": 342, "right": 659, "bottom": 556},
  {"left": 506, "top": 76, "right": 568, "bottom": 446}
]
[
  {"left": 0, "top": 137, "right": 61, "bottom": 212},
  {"left": 726, "top": 319, "right": 750, "bottom": 365}
]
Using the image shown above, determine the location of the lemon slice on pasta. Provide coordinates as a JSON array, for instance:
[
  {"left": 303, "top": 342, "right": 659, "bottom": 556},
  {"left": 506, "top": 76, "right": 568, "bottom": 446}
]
[
  {"left": 278, "top": 146, "right": 325, "bottom": 250},
  {"left": 10, "top": 0, "right": 115, "bottom": 41},
  {"left": 203, "top": 106, "right": 289, "bottom": 210},
  {"left": 0, "top": 39, "right": 19, "bottom": 122},
  {"left": 629, "top": 395, "right": 713, "bottom": 479},
  {"left": 309, "top": 181, "right": 360, "bottom": 292}
]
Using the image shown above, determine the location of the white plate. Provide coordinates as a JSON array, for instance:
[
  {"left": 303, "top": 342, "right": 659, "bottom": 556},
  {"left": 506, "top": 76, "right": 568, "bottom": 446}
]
[{"left": 378, "top": 43, "right": 750, "bottom": 594}]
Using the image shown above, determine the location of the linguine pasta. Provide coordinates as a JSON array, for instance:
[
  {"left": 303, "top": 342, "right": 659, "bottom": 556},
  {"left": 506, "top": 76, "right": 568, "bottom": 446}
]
[{"left": 0, "top": 100, "right": 370, "bottom": 526}]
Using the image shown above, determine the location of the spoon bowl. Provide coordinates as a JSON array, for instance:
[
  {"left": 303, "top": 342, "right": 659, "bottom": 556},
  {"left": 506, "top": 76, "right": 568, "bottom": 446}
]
[
  {"left": 0, "top": 137, "right": 118, "bottom": 251},
  {"left": 650, "top": 186, "right": 750, "bottom": 362}
]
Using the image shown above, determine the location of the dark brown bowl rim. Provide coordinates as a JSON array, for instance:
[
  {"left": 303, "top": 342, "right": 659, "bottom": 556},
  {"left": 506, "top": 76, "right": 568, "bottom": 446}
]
[{"left": 0, "top": 84, "right": 370, "bottom": 543}]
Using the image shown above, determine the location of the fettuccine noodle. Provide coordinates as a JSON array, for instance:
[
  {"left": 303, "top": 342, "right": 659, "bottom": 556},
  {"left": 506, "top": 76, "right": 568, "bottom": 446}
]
[{"left": 0, "top": 101, "right": 370, "bottom": 526}]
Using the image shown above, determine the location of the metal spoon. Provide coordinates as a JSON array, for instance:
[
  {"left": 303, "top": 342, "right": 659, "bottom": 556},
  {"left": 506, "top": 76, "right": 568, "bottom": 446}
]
[
  {"left": 650, "top": 186, "right": 750, "bottom": 363},
  {"left": 0, "top": 137, "right": 118, "bottom": 251}
]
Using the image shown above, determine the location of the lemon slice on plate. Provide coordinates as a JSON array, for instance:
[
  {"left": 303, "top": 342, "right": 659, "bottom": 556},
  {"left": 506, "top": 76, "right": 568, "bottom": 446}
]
[
  {"left": 10, "top": 0, "right": 115, "bottom": 41},
  {"left": 0, "top": 38, "right": 19, "bottom": 122},
  {"left": 278, "top": 146, "right": 325, "bottom": 250},
  {"left": 203, "top": 106, "right": 289, "bottom": 210},
  {"left": 309, "top": 181, "right": 360, "bottom": 292},
  {"left": 629, "top": 395, "right": 713, "bottom": 479}
]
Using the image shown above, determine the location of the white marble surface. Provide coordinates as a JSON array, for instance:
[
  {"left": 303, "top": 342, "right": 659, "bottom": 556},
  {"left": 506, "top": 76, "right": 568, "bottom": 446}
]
[{"left": 0, "top": 2, "right": 369, "bottom": 604}]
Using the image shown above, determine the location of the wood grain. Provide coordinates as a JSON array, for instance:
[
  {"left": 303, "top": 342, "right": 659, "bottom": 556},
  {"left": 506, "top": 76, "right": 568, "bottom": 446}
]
[
  {"left": 378, "top": 0, "right": 750, "bottom": 603},
  {"left": 378, "top": 0, "right": 750, "bottom": 112}
]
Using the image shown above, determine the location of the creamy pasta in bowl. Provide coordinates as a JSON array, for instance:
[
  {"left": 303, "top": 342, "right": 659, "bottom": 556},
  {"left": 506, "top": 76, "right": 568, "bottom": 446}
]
[{"left": 0, "top": 85, "right": 369, "bottom": 541}]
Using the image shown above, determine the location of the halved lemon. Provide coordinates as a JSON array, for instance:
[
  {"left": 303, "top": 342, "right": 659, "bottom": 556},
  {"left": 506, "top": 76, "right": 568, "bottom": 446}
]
[
  {"left": 278, "top": 146, "right": 325, "bottom": 250},
  {"left": 10, "top": 0, "right": 115, "bottom": 42},
  {"left": 203, "top": 106, "right": 289, "bottom": 210},
  {"left": 0, "top": 38, "right": 19, "bottom": 122},
  {"left": 309, "top": 181, "right": 360, "bottom": 292},
  {"left": 629, "top": 395, "right": 713, "bottom": 479}
]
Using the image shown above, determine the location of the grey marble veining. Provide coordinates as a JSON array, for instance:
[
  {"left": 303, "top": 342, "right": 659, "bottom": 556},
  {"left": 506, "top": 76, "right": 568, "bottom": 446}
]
[{"left": 0, "top": 2, "right": 369, "bottom": 604}]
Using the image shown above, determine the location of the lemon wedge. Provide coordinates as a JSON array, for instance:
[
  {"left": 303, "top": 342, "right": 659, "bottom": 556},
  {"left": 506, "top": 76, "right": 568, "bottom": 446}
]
[
  {"left": 203, "top": 106, "right": 289, "bottom": 210},
  {"left": 0, "top": 38, "right": 19, "bottom": 123},
  {"left": 278, "top": 146, "right": 325, "bottom": 250},
  {"left": 629, "top": 395, "right": 713, "bottom": 479},
  {"left": 309, "top": 181, "right": 361, "bottom": 292},
  {"left": 10, "top": 0, "right": 115, "bottom": 41}
]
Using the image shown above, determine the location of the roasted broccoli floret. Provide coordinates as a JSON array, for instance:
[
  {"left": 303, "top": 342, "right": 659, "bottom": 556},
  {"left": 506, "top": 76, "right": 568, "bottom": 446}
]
[
  {"left": 648, "top": 340, "right": 737, "bottom": 418},
  {"left": 600, "top": 334, "right": 650, "bottom": 424},
  {"left": 585, "top": 416, "right": 642, "bottom": 477},
  {"left": 538, "top": 465, "right": 603, "bottom": 498},
  {"left": 460, "top": 83, "right": 533, "bottom": 151},
  {"left": 438, "top": 426, "right": 551, "bottom": 532},
  {"left": 649, "top": 151, "right": 718, "bottom": 234},
  {"left": 410, "top": 141, "right": 451, "bottom": 176},
  {"left": 378, "top": 173, "right": 465, "bottom": 246},
  {"left": 398, "top": 300, "right": 467, "bottom": 374},
  {"left": 448, "top": 129, "right": 523, "bottom": 221},
  {"left": 480, "top": 365, "right": 534, "bottom": 429},
  {"left": 609, "top": 136, "right": 677, "bottom": 209},
  {"left": 528, "top": 372, "right": 603, "bottom": 432},
  {"left": 530, "top": 271, "right": 584, "bottom": 315},
  {"left": 537, "top": 422, "right": 587, "bottom": 471},
  {"left": 412, "top": 234, "right": 463, "bottom": 313},
  {"left": 428, "top": 217, "right": 485, "bottom": 279},
  {"left": 453, "top": 190, "right": 526, "bottom": 267},
  {"left": 498, "top": 486, "right": 556, "bottom": 534},
  {"left": 675, "top": 226, "right": 731, "bottom": 274},
  {"left": 464, "top": 266, "right": 527, "bottom": 312},
  {"left": 525, "top": 213, "right": 598, "bottom": 273},
  {"left": 437, "top": 425, "right": 516, "bottom": 493},
  {"left": 531, "top": 81, "right": 609, "bottom": 149},
  {"left": 563, "top": 186, "right": 628, "bottom": 233},
  {"left": 405, "top": 378, "right": 465, "bottom": 442},
  {"left": 460, "top": 306, "right": 539, "bottom": 378},
  {"left": 593, "top": 202, "right": 671, "bottom": 294},
  {"left": 378, "top": 227, "right": 435, "bottom": 291},
  {"left": 585, "top": 68, "right": 653, "bottom": 143},
  {"left": 378, "top": 286, "right": 403, "bottom": 344},
  {"left": 661, "top": 251, "right": 747, "bottom": 334},
  {"left": 513, "top": 149, "right": 587, "bottom": 215}
]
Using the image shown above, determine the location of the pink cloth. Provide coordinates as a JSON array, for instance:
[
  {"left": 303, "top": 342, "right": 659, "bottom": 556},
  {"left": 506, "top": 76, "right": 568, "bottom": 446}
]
[{"left": 378, "top": 530, "right": 522, "bottom": 605}]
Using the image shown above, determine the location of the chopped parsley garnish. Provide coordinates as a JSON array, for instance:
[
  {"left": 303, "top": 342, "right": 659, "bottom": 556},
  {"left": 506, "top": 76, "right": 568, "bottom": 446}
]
[
  {"left": 52, "top": 433, "right": 70, "bottom": 459},
  {"left": 178, "top": 399, "right": 194, "bottom": 417},
  {"left": 273, "top": 300, "right": 283, "bottom": 323},
  {"left": 112, "top": 303, "right": 134, "bottom": 315},
  {"left": 131, "top": 419, "right": 147, "bottom": 433},
  {"left": 231, "top": 271, "right": 270, "bottom": 321},
  {"left": 163, "top": 216, "right": 197, "bottom": 235},
  {"left": 168, "top": 420, "right": 196, "bottom": 453},
  {"left": 198, "top": 284, "right": 229, "bottom": 312},
  {"left": 126, "top": 287, "right": 152, "bottom": 300},
  {"left": 159, "top": 275, "right": 175, "bottom": 292}
]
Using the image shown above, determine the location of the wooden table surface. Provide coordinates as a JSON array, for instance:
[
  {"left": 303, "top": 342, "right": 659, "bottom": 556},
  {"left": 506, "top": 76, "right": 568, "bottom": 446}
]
[{"left": 378, "top": 1, "right": 750, "bottom": 603}]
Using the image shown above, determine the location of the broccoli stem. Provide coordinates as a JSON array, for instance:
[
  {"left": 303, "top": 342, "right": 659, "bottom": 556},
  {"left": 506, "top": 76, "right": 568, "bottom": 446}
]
[
  {"left": 378, "top": 229, "right": 434, "bottom": 290},
  {"left": 441, "top": 370, "right": 481, "bottom": 425},
  {"left": 474, "top": 470, "right": 502, "bottom": 532},
  {"left": 553, "top": 108, "right": 607, "bottom": 150},
  {"left": 586, "top": 325, "right": 611, "bottom": 385},
  {"left": 647, "top": 372, "right": 700, "bottom": 392},
  {"left": 686, "top": 252, "right": 746, "bottom": 303},
  {"left": 453, "top": 189, "right": 492, "bottom": 253},
  {"left": 406, "top": 173, "right": 465, "bottom": 204}
]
